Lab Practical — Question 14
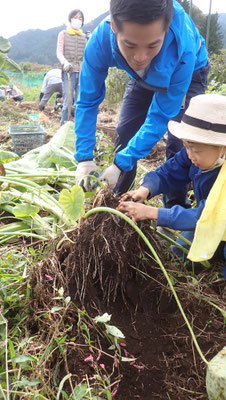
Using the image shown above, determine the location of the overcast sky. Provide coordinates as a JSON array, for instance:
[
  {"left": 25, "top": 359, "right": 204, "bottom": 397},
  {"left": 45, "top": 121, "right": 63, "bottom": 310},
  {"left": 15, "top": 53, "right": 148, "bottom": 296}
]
[{"left": 1, "top": 0, "right": 226, "bottom": 39}]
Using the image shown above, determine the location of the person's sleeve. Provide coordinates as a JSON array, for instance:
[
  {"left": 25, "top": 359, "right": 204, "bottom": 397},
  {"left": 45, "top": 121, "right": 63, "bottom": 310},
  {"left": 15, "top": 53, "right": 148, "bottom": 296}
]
[
  {"left": 157, "top": 200, "right": 206, "bottom": 230},
  {"left": 41, "top": 76, "right": 48, "bottom": 93},
  {"left": 57, "top": 31, "right": 66, "bottom": 65},
  {"left": 142, "top": 148, "right": 192, "bottom": 196},
  {"left": 75, "top": 31, "right": 110, "bottom": 162},
  {"left": 115, "top": 51, "right": 196, "bottom": 171}
]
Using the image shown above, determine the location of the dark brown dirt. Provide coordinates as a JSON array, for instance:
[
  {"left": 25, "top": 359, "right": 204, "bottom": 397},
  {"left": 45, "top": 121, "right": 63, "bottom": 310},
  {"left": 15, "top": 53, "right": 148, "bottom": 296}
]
[{"left": 29, "top": 189, "right": 226, "bottom": 400}]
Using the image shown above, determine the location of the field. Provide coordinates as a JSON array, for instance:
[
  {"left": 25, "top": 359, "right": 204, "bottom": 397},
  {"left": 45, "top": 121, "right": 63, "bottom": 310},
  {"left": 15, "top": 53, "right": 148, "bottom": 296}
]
[{"left": 0, "top": 79, "right": 225, "bottom": 400}]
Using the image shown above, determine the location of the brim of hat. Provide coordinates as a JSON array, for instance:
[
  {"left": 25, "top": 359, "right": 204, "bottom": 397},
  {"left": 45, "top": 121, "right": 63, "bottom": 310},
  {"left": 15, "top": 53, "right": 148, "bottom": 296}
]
[{"left": 168, "top": 120, "right": 226, "bottom": 146}]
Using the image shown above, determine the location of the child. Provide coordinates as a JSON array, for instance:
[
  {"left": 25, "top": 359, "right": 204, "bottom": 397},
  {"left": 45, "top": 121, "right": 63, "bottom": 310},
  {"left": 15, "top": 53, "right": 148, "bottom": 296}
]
[{"left": 117, "top": 94, "right": 226, "bottom": 264}]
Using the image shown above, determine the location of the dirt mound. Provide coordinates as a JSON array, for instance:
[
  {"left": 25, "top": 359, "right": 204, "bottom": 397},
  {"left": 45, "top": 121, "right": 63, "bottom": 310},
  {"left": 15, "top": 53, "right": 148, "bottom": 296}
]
[{"left": 29, "top": 189, "right": 226, "bottom": 399}]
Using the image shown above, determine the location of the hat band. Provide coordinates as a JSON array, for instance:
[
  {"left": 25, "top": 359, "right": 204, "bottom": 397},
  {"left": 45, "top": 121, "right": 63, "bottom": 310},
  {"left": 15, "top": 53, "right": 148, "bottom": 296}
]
[{"left": 183, "top": 114, "right": 226, "bottom": 133}]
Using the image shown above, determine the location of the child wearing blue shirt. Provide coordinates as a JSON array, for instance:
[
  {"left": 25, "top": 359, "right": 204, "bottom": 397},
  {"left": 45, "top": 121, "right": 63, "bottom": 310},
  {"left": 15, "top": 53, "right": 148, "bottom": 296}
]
[{"left": 118, "top": 94, "right": 226, "bottom": 265}]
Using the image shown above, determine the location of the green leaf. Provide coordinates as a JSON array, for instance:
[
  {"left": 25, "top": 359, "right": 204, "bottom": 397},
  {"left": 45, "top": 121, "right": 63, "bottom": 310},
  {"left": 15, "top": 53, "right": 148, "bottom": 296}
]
[
  {"left": 12, "top": 204, "right": 40, "bottom": 218},
  {"left": 14, "top": 355, "right": 36, "bottom": 364},
  {"left": 121, "top": 356, "right": 136, "bottom": 362},
  {"left": 59, "top": 185, "right": 85, "bottom": 222},
  {"left": 13, "top": 378, "right": 41, "bottom": 388},
  {"left": 105, "top": 324, "right": 125, "bottom": 338},
  {"left": 0, "top": 193, "right": 14, "bottom": 205},
  {"left": 57, "top": 374, "right": 71, "bottom": 400},
  {"left": 94, "top": 313, "right": 112, "bottom": 324},
  {"left": 69, "top": 383, "right": 89, "bottom": 400},
  {"left": 65, "top": 296, "right": 71, "bottom": 305},
  {"left": 0, "top": 37, "right": 11, "bottom": 53},
  {"left": 0, "top": 150, "right": 18, "bottom": 163},
  {"left": 50, "top": 306, "right": 64, "bottom": 313},
  {"left": 0, "top": 52, "right": 21, "bottom": 72}
]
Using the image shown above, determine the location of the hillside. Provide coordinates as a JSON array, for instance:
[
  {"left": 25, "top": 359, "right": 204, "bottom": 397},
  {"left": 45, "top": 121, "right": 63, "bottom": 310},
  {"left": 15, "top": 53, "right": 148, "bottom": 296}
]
[{"left": 8, "top": 11, "right": 109, "bottom": 65}]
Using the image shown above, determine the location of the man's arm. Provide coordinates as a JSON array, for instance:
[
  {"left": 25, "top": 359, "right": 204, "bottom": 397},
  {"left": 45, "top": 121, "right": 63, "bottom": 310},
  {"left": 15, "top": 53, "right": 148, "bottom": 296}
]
[{"left": 75, "top": 25, "right": 111, "bottom": 163}]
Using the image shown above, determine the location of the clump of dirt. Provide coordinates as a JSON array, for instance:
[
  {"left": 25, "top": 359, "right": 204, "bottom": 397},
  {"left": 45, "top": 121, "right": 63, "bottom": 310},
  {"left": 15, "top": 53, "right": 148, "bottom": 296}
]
[
  {"left": 31, "top": 189, "right": 167, "bottom": 311},
  {"left": 29, "top": 189, "right": 226, "bottom": 400}
]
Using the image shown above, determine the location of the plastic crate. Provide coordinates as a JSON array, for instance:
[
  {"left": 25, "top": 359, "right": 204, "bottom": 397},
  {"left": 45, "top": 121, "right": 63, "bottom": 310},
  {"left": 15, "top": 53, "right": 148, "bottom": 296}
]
[{"left": 8, "top": 125, "right": 46, "bottom": 156}]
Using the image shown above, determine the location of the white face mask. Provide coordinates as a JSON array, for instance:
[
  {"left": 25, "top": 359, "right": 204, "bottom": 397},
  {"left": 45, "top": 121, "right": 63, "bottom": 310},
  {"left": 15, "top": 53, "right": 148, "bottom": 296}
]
[{"left": 71, "top": 19, "right": 82, "bottom": 30}]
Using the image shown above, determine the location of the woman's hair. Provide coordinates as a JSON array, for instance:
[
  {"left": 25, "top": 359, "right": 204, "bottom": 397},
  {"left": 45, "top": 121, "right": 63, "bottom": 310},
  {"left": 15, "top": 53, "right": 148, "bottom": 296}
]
[
  {"left": 110, "top": 0, "right": 173, "bottom": 31},
  {"left": 68, "top": 9, "right": 84, "bottom": 26}
]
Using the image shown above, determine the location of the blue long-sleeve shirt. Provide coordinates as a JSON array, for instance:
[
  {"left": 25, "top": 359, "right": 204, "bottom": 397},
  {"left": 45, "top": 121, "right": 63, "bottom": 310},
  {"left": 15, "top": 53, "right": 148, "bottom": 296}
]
[
  {"left": 75, "top": 0, "right": 208, "bottom": 171},
  {"left": 142, "top": 147, "right": 222, "bottom": 231}
]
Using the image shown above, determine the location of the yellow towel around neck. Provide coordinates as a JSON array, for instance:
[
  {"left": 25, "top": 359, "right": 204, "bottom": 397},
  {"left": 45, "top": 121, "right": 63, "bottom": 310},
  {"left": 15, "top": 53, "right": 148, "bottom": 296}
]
[
  {"left": 67, "top": 27, "right": 83, "bottom": 36},
  {"left": 188, "top": 160, "right": 226, "bottom": 262}
]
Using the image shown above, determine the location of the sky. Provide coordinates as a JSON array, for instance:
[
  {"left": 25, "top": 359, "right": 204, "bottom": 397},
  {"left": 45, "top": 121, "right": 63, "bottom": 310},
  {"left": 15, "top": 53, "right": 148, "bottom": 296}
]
[{"left": 1, "top": 0, "right": 226, "bottom": 39}]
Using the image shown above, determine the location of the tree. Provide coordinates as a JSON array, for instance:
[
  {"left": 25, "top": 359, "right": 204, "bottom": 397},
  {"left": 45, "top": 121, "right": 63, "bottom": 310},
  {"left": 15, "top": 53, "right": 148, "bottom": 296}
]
[
  {"left": 177, "top": 1, "right": 224, "bottom": 54},
  {"left": 200, "top": 13, "right": 224, "bottom": 54}
]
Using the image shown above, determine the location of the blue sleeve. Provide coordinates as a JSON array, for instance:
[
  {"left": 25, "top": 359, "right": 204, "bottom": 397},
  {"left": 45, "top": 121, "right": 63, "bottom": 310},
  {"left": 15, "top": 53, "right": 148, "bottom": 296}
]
[
  {"left": 115, "top": 51, "right": 196, "bottom": 171},
  {"left": 157, "top": 200, "right": 206, "bottom": 230},
  {"left": 142, "top": 148, "right": 193, "bottom": 196},
  {"left": 74, "top": 25, "right": 111, "bottom": 162}
]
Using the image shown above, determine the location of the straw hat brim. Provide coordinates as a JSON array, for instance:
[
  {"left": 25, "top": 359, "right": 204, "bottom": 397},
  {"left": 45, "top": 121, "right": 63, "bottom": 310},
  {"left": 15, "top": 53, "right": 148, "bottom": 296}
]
[{"left": 168, "top": 120, "right": 226, "bottom": 146}]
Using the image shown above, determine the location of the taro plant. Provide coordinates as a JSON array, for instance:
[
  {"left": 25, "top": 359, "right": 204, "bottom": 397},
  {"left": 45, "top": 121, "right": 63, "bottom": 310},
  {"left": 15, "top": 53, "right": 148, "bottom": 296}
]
[{"left": 0, "top": 36, "right": 21, "bottom": 85}]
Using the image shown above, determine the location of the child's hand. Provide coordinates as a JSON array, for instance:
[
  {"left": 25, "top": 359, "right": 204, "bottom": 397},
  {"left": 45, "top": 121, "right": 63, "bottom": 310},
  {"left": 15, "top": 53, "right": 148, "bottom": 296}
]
[
  {"left": 117, "top": 201, "right": 158, "bottom": 222},
  {"left": 119, "top": 186, "right": 150, "bottom": 203}
]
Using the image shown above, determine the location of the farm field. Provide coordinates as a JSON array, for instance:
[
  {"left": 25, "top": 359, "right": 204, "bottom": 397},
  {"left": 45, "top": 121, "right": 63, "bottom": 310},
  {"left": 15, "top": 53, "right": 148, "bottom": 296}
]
[{"left": 0, "top": 94, "right": 225, "bottom": 400}]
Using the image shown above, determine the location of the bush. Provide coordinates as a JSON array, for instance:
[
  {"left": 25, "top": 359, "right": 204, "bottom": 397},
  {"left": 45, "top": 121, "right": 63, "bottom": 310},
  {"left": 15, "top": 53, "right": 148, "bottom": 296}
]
[
  {"left": 105, "top": 67, "right": 128, "bottom": 105},
  {"left": 208, "top": 50, "right": 226, "bottom": 94}
]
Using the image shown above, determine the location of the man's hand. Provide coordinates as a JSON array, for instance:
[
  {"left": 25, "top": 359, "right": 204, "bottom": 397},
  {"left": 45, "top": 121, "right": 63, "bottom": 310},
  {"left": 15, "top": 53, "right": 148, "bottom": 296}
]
[
  {"left": 75, "top": 161, "right": 98, "bottom": 191},
  {"left": 117, "top": 201, "right": 158, "bottom": 222},
  {"left": 63, "top": 61, "right": 72, "bottom": 72},
  {"left": 120, "top": 186, "right": 150, "bottom": 203},
  {"left": 100, "top": 164, "right": 121, "bottom": 189}
]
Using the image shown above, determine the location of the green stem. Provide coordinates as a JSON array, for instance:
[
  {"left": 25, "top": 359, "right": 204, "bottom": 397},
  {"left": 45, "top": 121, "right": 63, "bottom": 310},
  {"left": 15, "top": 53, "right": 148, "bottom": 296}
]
[{"left": 84, "top": 207, "right": 208, "bottom": 365}]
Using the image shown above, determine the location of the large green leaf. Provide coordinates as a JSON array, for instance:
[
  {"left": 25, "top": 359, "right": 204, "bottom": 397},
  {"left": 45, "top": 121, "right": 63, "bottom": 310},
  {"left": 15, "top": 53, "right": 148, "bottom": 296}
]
[
  {"left": 12, "top": 204, "right": 40, "bottom": 218},
  {"left": 59, "top": 185, "right": 85, "bottom": 222},
  {"left": 0, "top": 52, "right": 21, "bottom": 72},
  {"left": 0, "top": 150, "right": 19, "bottom": 163},
  {"left": 0, "top": 36, "right": 11, "bottom": 53}
]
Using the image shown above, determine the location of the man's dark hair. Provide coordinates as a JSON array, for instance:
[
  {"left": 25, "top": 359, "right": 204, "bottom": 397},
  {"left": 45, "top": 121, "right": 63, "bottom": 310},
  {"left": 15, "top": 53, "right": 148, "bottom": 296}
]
[
  {"left": 110, "top": 0, "right": 173, "bottom": 31},
  {"left": 68, "top": 9, "right": 84, "bottom": 26}
]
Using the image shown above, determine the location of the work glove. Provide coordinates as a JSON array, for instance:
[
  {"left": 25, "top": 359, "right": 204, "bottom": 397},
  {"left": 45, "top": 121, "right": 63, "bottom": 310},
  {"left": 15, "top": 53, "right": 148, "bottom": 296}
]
[
  {"left": 75, "top": 161, "right": 98, "bottom": 191},
  {"left": 63, "top": 61, "right": 72, "bottom": 73},
  {"left": 99, "top": 163, "right": 121, "bottom": 189}
]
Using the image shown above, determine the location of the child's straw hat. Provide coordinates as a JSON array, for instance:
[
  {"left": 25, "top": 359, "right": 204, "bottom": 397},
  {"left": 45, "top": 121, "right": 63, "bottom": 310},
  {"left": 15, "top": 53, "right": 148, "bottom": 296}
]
[{"left": 169, "top": 94, "right": 226, "bottom": 146}]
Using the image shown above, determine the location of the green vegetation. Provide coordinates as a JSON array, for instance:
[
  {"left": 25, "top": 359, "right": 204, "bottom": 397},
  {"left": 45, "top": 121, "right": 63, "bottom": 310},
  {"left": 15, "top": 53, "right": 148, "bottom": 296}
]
[
  {"left": 0, "top": 36, "right": 21, "bottom": 85},
  {"left": 0, "top": 50, "right": 225, "bottom": 399}
]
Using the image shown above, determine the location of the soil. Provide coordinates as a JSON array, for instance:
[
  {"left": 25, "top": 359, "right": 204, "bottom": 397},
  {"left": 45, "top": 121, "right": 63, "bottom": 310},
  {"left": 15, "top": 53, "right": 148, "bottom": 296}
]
[{"left": 30, "top": 190, "right": 226, "bottom": 400}]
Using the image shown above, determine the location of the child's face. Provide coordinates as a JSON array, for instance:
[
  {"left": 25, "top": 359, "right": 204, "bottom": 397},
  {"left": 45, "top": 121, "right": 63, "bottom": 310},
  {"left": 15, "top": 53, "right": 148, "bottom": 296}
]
[{"left": 183, "top": 141, "right": 225, "bottom": 169}]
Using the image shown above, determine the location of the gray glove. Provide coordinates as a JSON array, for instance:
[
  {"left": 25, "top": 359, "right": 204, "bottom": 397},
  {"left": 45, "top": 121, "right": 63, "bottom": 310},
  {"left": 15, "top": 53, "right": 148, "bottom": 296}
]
[
  {"left": 63, "top": 61, "right": 72, "bottom": 73},
  {"left": 99, "top": 164, "right": 121, "bottom": 189},
  {"left": 75, "top": 161, "right": 98, "bottom": 191}
]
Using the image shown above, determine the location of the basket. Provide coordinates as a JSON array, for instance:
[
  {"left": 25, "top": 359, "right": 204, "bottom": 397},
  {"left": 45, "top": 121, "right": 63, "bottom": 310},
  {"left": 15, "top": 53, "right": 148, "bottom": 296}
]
[{"left": 8, "top": 125, "right": 46, "bottom": 156}]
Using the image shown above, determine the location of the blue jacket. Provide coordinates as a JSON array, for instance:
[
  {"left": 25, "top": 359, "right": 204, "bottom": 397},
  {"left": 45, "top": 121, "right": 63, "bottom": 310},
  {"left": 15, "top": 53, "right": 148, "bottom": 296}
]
[
  {"left": 75, "top": 1, "right": 208, "bottom": 171},
  {"left": 142, "top": 147, "right": 221, "bottom": 231}
]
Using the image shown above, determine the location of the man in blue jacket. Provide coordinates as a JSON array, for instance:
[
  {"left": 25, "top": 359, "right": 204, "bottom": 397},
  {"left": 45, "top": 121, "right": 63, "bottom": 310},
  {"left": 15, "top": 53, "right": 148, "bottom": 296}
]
[{"left": 75, "top": 0, "right": 209, "bottom": 209}]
